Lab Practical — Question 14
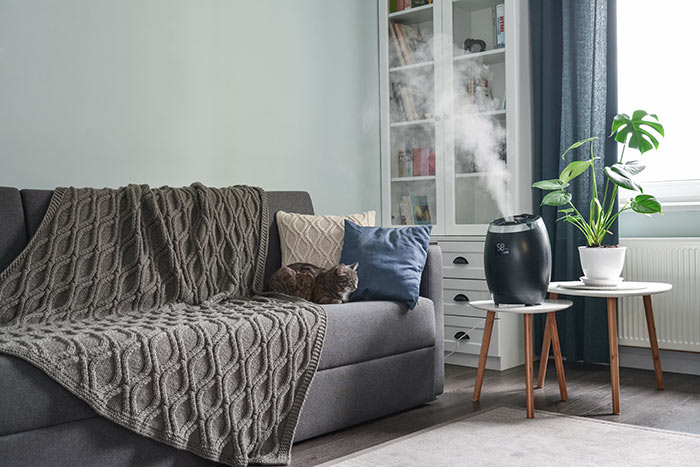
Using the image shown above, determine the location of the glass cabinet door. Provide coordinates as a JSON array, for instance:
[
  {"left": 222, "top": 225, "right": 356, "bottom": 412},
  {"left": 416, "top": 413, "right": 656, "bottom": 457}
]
[
  {"left": 386, "top": 2, "right": 441, "bottom": 230},
  {"left": 446, "top": 0, "right": 509, "bottom": 230}
]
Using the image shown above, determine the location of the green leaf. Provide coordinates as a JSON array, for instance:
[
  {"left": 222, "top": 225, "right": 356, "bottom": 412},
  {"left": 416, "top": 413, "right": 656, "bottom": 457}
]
[
  {"left": 541, "top": 191, "right": 572, "bottom": 207},
  {"left": 558, "top": 208, "right": 574, "bottom": 213},
  {"left": 631, "top": 194, "right": 662, "bottom": 214},
  {"left": 560, "top": 160, "right": 592, "bottom": 183},
  {"left": 532, "top": 179, "right": 569, "bottom": 190},
  {"left": 561, "top": 137, "right": 597, "bottom": 160},
  {"left": 620, "top": 160, "right": 646, "bottom": 175},
  {"left": 610, "top": 111, "right": 665, "bottom": 154},
  {"left": 605, "top": 166, "right": 642, "bottom": 192}
]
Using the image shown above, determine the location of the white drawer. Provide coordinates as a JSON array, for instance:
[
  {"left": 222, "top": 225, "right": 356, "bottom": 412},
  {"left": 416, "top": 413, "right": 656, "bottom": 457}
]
[
  {"left": 444, "top": 278, "right": 489, "bottom": 291},
  {"left": 438, "top": 241, "right": 484, "bottom": 254},
  {"left": 444, "top": 278, "right": 491, "bottom": 317},
  {"left": 444, "top": 317, "right": 500, "bottom": 355},
  {"left": 442, "top": 251, "right": 485, "bottom": 280}
]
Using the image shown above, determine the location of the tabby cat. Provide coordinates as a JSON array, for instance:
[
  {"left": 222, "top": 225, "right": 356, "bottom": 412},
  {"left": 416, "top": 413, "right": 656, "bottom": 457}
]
[{"left": 266, "top": 262, "right": 359, "bottom": 304}]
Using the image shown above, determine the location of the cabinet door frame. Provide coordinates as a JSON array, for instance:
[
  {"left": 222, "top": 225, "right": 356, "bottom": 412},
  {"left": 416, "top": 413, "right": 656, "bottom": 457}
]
[{"left": 379, "top": 0, "right": 446, "bottom": 235}]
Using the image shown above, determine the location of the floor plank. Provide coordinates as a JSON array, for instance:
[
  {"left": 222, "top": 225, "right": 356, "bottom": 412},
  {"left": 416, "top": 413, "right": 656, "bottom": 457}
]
[{"left": 291, "top": 362, "right": 700, "bottom": 466}]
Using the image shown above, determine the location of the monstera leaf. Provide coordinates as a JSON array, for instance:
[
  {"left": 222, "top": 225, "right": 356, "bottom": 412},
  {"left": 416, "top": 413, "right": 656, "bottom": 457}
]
[
  {"left": 631, "top": 194, "right": 662, "bottom": 214},
  {"left": 541, "top": 191, "right": 572, "bottom": 207},
  {"left": 610, "top": 111, "right": 665, "bottom": 154},
  {"left": 605, "top": 163, "right": 642, "bottom": 192}
]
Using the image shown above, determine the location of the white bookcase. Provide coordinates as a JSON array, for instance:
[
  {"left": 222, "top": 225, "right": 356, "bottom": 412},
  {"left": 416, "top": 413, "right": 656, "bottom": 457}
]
[{"left": 378, "top": 0, "right": 532, "bottom": 370}]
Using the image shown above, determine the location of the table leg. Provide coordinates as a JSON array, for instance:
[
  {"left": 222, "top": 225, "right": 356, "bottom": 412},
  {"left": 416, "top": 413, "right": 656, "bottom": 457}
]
[
  {"left": 643, "top": 295, "right": 664, "bottom": 390},
  {"left": 536, "top": 292, "right": 557, "bottom": 388},
  {"left": 472, "top": 311, "right": 496, "bottom": 402},
  {"left": 524, "top": 313, "right": 535, "bottom": 419},
  {"left": 548, "top": 312, "right": 568, "bottom": 401},
  {"left": 607, "top": 297, "right": 621, "bottom": 415}
]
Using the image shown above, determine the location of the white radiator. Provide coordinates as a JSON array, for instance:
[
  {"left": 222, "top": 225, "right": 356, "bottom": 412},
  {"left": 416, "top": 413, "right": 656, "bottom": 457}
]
[{"left": 618, "top": 238, "right": 700, "bottom": 352}]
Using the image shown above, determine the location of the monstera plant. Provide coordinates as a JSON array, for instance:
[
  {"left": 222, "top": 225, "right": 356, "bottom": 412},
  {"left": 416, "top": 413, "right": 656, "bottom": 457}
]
[{"left": 532, "top": 111, "right": 665, "bottom": 284}]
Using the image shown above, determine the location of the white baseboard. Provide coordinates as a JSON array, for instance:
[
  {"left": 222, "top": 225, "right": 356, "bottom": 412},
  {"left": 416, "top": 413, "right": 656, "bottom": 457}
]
[{"left": 619, "top": 346, "right": 700, "bottom": 376}]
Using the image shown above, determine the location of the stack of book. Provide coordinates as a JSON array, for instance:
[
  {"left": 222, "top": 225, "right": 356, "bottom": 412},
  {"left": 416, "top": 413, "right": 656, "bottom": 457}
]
[
  {"left": 399, "top": 195, "right": 432, "bottom": 225},
  {"left": 389, "top": 21, "right": 430, "bottom": 66},
  {"left": 391, "top": 82, "right": 429, "bottom": 121},
  {"left": 397, "top": 148, "right": 435, "bottom": 177}
]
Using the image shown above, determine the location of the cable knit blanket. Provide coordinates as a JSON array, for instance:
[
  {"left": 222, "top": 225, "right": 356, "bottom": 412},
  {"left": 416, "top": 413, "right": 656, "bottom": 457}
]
[{"left": 0, "top": 184, "right": 326, "bottom": 466}]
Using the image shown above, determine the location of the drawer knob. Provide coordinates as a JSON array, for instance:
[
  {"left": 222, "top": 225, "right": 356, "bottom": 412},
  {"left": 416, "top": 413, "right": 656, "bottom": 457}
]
[
  {"left": 453, "top": 293, "right": 469, "bottom": 302},
  {"left": 454, "top": 331, "right": 470, "bottom": 341},
  {"left": 452, "top": 256, "right": 469, "bottom": 265}
]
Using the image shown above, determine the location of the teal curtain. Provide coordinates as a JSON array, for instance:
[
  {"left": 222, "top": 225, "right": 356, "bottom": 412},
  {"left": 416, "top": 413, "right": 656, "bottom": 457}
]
[{"left": 531, "top": 0, "right": 618, "bottom": 363}]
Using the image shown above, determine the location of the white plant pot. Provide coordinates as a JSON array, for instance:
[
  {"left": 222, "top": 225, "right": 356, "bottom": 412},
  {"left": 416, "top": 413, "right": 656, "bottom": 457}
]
[{"left": 578, "top": 246, "right": 627, "bottom": 281}]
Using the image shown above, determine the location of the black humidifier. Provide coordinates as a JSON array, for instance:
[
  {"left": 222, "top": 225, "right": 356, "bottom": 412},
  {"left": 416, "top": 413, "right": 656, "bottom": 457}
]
[{"left": 484, "top": 214, "right": 552, "bottom": 305}]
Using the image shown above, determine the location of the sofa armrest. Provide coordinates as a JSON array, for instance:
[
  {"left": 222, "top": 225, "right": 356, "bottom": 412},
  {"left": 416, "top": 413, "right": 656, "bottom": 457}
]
[{"left": 420, "top": 243, "right": 444, "bottom": 395}]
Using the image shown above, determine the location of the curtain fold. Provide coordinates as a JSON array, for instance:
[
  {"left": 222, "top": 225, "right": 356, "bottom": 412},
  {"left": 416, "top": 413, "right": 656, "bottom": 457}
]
[{"left": 531, "top": 0, "right": 618, "bottom": 363}]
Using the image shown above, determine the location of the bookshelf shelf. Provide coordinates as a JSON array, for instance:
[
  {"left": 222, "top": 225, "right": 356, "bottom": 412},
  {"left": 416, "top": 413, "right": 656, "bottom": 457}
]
[
  {"left": 453, "top": 0, "right": 503, "bottom": 12},
  {"left": 455, "top": 109, "right": 506, "bottom": 118},
  {"left": 390, "top": 118, "right": 435, "bottom": 127},
  {"left": 388, "top": 4, "right": 434, "bottom": 23},
  {"left": 389, "top": 61, "right": 435, "bottom": 73},
  {"left": 455, "top": 172, "right": 491, "bottom": 179},
  {"left": 391, "top": 176, "right": 437, "bottom": 182},
  {"left": 453, "top": 48, "right": 505, "bottom": 65}
]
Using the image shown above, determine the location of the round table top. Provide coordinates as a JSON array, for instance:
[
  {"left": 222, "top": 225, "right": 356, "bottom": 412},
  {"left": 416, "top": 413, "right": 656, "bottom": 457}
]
[
  {"left": 548, "top": 281, "right": 672, "bottom": 298},
  {"left": 468, "top": 299, "right": 574, "bottom": 315}
]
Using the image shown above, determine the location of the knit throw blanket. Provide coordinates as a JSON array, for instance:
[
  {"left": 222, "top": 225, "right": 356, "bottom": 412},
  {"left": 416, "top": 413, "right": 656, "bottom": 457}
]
[{"left": 0, "top": 184, "right": 326, "bottom": 466}]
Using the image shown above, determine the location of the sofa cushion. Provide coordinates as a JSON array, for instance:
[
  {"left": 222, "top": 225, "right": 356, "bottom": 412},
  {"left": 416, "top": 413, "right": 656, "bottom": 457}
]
[
  {"left": 0, "top": 297, "right": 435, "bottom": 436},
  {"left": 318, "top": 296, "right": 435, "bottom": 370},
  {"left": 276, "top": 210, "right": 375, "bottom": 269},
  {"left": 340, "top": 221, "right": 432, "bottom": 309}
]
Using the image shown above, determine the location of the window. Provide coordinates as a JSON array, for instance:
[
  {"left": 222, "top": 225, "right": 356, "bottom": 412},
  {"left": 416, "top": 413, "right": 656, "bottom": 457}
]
[{"left": 617, "top": 0, "right": 700, "bottom": 208}]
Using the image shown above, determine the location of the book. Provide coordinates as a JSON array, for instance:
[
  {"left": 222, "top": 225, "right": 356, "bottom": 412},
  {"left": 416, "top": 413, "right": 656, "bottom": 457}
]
[
  {"left": 389, "top": 22, "right": 406, "bottom": 66},
  {"left": 393, "top": 23, "right": 415, "bottom": 65},
  {"left": 421, "top": 148, "right": 430, "bottom": 176},
  {"left": 397, "top": 150, "right": 407, "bottom": 177},
  {"left": 406, "top": 149, "right": 413, "bottom": 176},
  {"left": 494, "top": 4, "right": 505, "bottom": 49},
  {"left": 411, "top": 195, "right": 431, "bottom": 225},
  {"left": 413, "top": 148, "right": 422, "bottom": 176},
  {"left": 428, "top": 149, "right": 435, "bottom": 176},
  {"left": 400, "top": 23, "right": 422, "bottom": 62},
  {"left": 400, "top": 196, "right": 412, "bottom": 225},
  {"left": 390, "top": 82, "right": 407, "bottom": 121},
  {"left": 389, "top": 0, "right": 398, "bottom": 13},
  {"left": 397, "top": 83, "right": 419, "bottom": 120}
]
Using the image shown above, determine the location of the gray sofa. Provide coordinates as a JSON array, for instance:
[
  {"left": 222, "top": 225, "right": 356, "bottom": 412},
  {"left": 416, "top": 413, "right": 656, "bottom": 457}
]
[{"left": 0, "top": 188, "right": 444, "bottom": 467}]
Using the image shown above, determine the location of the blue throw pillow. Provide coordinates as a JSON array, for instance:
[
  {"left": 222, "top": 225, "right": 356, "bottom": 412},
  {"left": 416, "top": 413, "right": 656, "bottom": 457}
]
[{"left": 339, "top": 220, "right": 432, "bottom": 309}]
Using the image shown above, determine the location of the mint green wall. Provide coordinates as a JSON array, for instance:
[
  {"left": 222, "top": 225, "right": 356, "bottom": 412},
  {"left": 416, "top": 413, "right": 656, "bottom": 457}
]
[
  {"left": 0, "top": 1, "right": 381, "bottom": 216},
  {"left": 620, "top": 211, "right": 700, "bottom": 238}
]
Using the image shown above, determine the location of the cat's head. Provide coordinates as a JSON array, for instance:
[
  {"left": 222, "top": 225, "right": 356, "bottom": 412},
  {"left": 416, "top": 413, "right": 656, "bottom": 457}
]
[{"left": 333, "top": 262, "right": 359, "bottom": 302}]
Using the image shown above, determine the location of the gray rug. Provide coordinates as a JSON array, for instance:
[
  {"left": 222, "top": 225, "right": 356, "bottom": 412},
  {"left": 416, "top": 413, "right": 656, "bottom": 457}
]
[{"left": 322, "top": 406, "right": 700, "bottom": 467}]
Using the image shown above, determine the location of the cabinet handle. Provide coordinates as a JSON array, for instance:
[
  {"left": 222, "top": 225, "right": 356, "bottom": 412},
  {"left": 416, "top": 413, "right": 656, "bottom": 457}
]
[
  {"left": 454, "top": 331, "right": 470, "bottom": 341},
  {"left": 452, "top": 256, "right": 469, "bottom": 265},
  {"left": 453, "top": 293, "right": 469, "bottom": 302}
]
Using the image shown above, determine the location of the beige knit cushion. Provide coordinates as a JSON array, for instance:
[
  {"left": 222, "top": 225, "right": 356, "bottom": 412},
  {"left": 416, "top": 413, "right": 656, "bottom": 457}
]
[{"left": 277, "top": 210, "right": 376, "bottom": 268}]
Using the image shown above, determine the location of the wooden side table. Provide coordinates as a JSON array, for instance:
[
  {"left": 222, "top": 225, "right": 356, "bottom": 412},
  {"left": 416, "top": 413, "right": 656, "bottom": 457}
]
[
  {"left": 544, "top": 281, "right": 672, "bottom": 415},
  {"left": 469, "top": 299, "right": 574, "bottom": 419}
]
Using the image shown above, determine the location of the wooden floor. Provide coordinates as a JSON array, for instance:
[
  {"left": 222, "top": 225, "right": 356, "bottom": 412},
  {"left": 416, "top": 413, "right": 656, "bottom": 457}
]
[{"left": 291, "top": 361, "right": 700, "bottom": 466}]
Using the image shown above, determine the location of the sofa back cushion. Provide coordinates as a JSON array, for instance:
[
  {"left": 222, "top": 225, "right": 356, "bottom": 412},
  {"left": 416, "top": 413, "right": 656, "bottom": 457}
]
[
  {"left": 0, "top": 188, "right": 28, "bottom": 272},
  {"left": 0, "top": 188, "right": 314, "bottom": 285},
  {"left": 276, "top": 210, "right": 376, "bottom": 269}
]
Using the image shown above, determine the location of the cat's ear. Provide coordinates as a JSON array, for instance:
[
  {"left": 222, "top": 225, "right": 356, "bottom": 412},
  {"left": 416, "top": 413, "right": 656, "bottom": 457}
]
[{"left": 349, "top": 262, "right": 359, "bottom": 271}]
